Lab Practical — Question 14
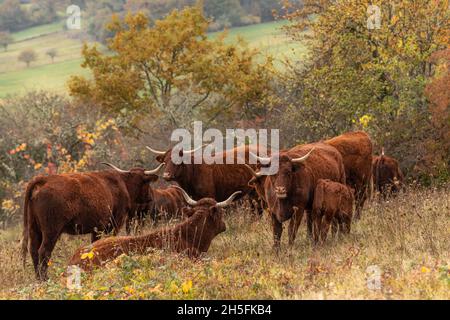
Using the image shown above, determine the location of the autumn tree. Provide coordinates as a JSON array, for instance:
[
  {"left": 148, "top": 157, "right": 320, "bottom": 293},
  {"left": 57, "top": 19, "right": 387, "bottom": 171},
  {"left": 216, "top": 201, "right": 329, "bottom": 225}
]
[
  {"left": 46, "top": 48, "right": 57, "bottom": 63},
  {"left": 18, "top": 49, "right": 37, "bottom": 68},
  {"left": 0, "top": 32, "right": 13, "bottom": 52},
  {"left": 68, "top": 7, "right": 273, "bottom": 130},
  {"left": 275, "top": 0, "right": 449, "bottom": 177}
]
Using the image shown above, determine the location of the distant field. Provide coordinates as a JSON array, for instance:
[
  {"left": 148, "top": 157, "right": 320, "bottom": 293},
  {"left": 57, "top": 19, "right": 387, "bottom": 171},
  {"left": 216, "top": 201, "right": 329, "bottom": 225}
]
[{"left": 0, "top": 20, "right": 306, "bottom": 97}]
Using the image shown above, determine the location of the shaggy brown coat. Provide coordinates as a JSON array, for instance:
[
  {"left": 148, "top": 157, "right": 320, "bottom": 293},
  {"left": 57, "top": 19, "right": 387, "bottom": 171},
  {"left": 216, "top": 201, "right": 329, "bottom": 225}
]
[
  {"left": 245, "top": 142, "right": 346, "bottom": 249},
  {"left": 22, "top": 168, "right": 158, "bottom": 281},
  {"left": 312, "top": 179, "right": 355, "bottom": 243},
  {"left": 325, "top": 131, "right": 373, "bottom": 219},
  {"left": 68, "top": 198, "right": 227, "bottom": 271},
  {"left": 372, "top": 153, "right": 404, "bottom": 198}
]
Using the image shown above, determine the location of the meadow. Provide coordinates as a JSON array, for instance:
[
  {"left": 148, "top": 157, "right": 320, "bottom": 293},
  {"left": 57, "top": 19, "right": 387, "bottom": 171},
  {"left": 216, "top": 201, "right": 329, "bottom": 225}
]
[
  {"left": 0, "top": 20, "right": 305, "bottom": 97},
  {"left": 0, "top": 187, "right": 448, "bottom": 300}
]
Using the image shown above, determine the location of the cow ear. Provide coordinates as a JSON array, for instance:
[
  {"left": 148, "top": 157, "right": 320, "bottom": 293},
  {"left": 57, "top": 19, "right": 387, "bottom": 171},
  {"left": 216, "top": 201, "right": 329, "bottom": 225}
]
[{"left": 182, "top": 207, "right": 194, "bottom": 218}]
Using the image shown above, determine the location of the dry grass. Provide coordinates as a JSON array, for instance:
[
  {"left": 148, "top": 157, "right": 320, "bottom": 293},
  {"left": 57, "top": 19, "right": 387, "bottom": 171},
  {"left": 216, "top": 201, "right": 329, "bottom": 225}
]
[{"left": 0, "top": 187, "right": 448, "bottom": 300}]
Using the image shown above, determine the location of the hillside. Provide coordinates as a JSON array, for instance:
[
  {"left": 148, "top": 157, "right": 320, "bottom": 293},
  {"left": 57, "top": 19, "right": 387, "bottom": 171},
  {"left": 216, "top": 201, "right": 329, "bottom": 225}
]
[{"left": 0, "top": 20, "right": 305, "bottom": 97}]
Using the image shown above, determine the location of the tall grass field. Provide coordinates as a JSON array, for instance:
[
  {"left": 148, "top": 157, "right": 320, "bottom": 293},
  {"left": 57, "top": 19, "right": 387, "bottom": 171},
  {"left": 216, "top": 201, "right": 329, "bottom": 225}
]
[{"left": 0, "top": 188, "right": 448, "bottom": 299}]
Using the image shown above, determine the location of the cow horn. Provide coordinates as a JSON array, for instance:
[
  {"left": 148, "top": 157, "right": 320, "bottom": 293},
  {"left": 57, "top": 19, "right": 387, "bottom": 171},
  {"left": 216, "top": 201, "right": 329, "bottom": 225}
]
[
  {"left": 146, "top": 145, "right": 167, "bottom": 156},
  {"left": 381, "top": 147, "right": 385, "bottom": 157},
  {"left": 183, "top": 144, "right": 207, "bottom": 154},
  {"left": 101, "top": 162, "right": 130, "bottom": 173},
  {"left": 173, "top": 186, "right": 198, "bottom": 206},
  {"left": 249, "top": 151, "right": 271, "bottom": 165},
  {"left": 244, "top": 164, "right": 263, "bottom": 178},
  {"left": 144, "top": 163, "right": 165, "bottom": 175},
  {"left": 291, "top": 147, "right": 315, "bottom": 163},
  {"left": 216, "top": 191, "right": 242, "bottom": 208}
]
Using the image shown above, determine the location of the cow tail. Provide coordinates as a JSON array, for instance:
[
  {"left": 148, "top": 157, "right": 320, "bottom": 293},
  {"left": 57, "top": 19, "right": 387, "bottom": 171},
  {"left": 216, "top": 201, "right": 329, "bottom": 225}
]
[{"left": 21, "top": 179, "right": 37, "bottom": 267}]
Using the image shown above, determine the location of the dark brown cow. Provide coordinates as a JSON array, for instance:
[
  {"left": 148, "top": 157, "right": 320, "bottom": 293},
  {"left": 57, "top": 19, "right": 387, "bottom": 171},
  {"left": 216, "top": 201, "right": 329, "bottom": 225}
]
[
  {"left": 311, "top": 179, "right": 355, "bottom": 244},
  {"left": 126, "top": 186, "right": 188, "bottom": 233},
  {"left": 21, "top": 163, "right": 164, "bottom": 281},
  {"left": 147, "top": 144, "right": 269, "bottom": 211},
  {"left": 372, "top": 149, "right": 404, "bottom": 198},
  {"left": 245, "top": 143, "right": 346, "bottom": 249},
  {"left": 68, "top": 187, "right": 241, "bottom": 271},
  {"left": 325, "top": 131, "right": 373, "bottom": 219}
]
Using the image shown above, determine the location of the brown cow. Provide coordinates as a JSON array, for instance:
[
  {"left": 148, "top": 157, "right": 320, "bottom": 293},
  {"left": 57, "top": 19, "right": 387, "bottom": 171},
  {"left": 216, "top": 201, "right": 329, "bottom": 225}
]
[
  {"left": 147, "top": 144, "right": 269, "bottom": 213},
  {"left": 68, "top": 187, "right": 241, "bottom": 271},
  {"left": 325, "top": 131, "right": 373, "bottom": 219},
  {"left": 21, "top": 162, "right": 164, "bottom": 281},
  {"left": 245, "top": 142, "right": 346, "bottom": 249},
  {"left": 126, "top": 186, "right": 188, "bottom": 234},
  {"left": 372, "top": 149, "right": 404, "bottom": 198},
  {"left": 311, "top": 179, "right": 355, "bottom": 244}
]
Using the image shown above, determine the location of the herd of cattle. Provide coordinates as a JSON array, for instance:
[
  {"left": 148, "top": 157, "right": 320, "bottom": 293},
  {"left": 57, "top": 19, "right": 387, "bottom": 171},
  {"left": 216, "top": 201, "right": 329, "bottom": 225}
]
[{"left": 20, "top": 131, "right": 405, "bottom": 281}]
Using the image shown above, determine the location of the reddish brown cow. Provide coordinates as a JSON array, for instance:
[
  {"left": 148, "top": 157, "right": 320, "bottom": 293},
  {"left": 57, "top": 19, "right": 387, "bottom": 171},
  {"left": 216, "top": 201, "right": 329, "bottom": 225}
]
[
  {"left": 126, "top": 186, "right": 188, "bottom": 233},
  {"left": 21, "top": 163, "right": 164, "bottom": 281},
  {"left": 311, "top": 179, "right": 355, "bottom": 244},
  {"left": 245, "top": 143, "right": 346, "bottom": 249},
  {"left": 146, "top": 144, "right": 269, "bottom": 212},
  {"left": 68, "top": 187, "right": 241, "bottom": 271},
  {"left": 372, "top": 149, "right": 404, "bottom": 198},
  {"left": 325, "top": 131, "right": 373, "bottom": 219}
]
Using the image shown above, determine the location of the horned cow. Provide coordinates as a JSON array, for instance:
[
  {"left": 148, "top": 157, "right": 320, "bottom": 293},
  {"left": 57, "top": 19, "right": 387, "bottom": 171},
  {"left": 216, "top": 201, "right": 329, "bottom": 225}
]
[
  {"left": 245, "top": 142, "right": 346, "bottom": 249},
  {"left": 22, "top": 163, "right": 164, "bottom": 281},
  {"left": 68, "top": 187, "right": 241, "bottom": 271}
]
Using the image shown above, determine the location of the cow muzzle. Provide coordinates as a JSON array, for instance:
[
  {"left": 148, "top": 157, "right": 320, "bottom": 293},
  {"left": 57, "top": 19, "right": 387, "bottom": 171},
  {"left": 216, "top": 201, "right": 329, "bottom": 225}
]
[{"left": 275, "top": 186, "right": 287, "bottom": 199}]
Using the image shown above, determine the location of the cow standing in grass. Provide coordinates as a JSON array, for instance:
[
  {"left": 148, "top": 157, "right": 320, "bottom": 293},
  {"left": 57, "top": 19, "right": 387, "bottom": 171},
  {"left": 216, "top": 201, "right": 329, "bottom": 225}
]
[
  {"left": 21, "top": 163, "right": 164, "bottom": 281},
  {"left": 147, "top": 144, "right": 269, "bottom": 214},
  {"left": 325, "top": 131, "right": 373, "bottom": 219},
  {"left": 372, "top": 148, "right": 404, "bottom": 198},
  {"left": 245, "top": 143, "right": 346, "bottom": 249}
]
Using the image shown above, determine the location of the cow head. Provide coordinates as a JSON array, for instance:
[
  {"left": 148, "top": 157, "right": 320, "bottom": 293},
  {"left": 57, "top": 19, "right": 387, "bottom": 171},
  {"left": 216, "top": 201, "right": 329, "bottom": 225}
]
[
  {"left": 101, "top": 162, "right": 164, "bottom": 205},
  {"left": 176, "top": 186, "right": 241, "bottom": 242},
  {"left": 246, "top": 148, "right": 315, "bottom": 222},
  {"left": 146, "top": 145, "right": 204, "bottom": 182}
]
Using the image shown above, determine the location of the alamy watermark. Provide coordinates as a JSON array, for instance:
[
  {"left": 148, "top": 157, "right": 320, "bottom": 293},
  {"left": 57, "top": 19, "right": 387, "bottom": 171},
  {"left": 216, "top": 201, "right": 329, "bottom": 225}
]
[
  {"left": 366, "top": 265, "right": 382, "bottom": 290},
  {"left": 169, "top": 121, "right": 279, "bottom": 175},
  {"left": 66, "top": 5, "right": 81, "bottom": 30}
]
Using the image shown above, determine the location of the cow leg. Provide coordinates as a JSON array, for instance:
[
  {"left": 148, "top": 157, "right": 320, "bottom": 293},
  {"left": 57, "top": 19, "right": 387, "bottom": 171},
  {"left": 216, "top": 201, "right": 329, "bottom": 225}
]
[
  {"left": 306, "top": 210, "right": 313, "bottom": 240},
  {"left": 37, "top": 233, "right": 59, "bottom": 281},
  {"left": 331, "top": 217, "right": 339, "bottom": 238},
  {"left": 311, "top": 209, "right": 322, "bottom": 245},
  {"left": 288, "top": 207, "right": 304, "bottom": 246},
  {"left": 320, "top": 213, "right": 333, "bottom": 242},
  {"left": 271, "top": 215, "right": 283, "bottom": 252},
  {"left": 91, "top": 231, "right": 102, "bottom": 243},
  {"left": 341, "top": 214, "right": 351, "bottom": 235},
  {"left": 29, "top": 227, "right": 42, "bottom": 278}
]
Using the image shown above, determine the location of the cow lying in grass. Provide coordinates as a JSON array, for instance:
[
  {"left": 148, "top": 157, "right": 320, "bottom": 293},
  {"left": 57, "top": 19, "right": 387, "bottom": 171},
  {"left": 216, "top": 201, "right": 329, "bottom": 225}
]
[
  {"left": 311, "top": 179, "right": 355, "bottom": 244},
  {"left": 68, "top": 187, "right": 241, "bottom": 271}
]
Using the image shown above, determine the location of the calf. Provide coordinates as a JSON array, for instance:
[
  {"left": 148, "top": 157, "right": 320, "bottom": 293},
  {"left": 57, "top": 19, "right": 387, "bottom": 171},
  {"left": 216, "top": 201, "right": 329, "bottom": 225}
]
[
  {"left": 312, "top": 179, "right": 355, "bottom": 244},
  {"left": 22, "top": 162, "right": 164, "bottom": 281},
  {"left": 68, "top": 187, "right": 241, "bottom": 271}
]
